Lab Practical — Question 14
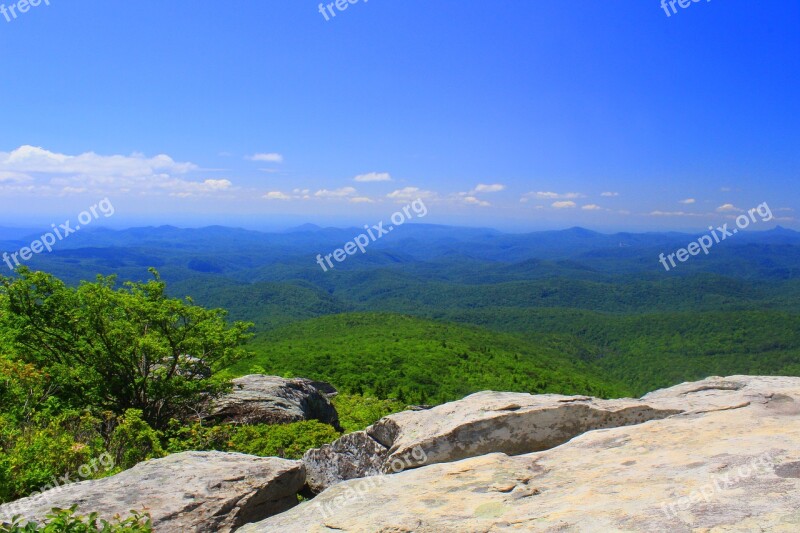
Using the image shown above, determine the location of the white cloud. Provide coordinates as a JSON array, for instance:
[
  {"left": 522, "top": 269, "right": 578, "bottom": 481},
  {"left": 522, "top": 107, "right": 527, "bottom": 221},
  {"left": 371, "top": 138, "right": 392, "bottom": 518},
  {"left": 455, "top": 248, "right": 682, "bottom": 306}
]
[
  {"left": 202, "top": 179, "right": 232, "bottom": 190},
  {"left": 462, "top": 196, "right": 491, "bottom": 207},
  {"left": 315, "top": 187, "right": 357, "bottom": 198},
  {"left": 0, "top": 145, "right": 196, "bottom": 177},
  {"left": 581, "top": 204, "right": 602, "bottom": 211},
  {"left": 777, "top": 207, "right": 794, "bottom": 212},
  {"left": 600, "top": 192, "right": 619, "bottom": 197},
  {"left": 263, "top": 191, "right": 291, "bottom": 201},
  {"left": 552, "top": 201, "right": 577, "bottom": 209},
  {"left": 649, "top": 210, "right": 703, "bottom": 217},
  {"left": 0, "top": 145, "right": 235, "bottom": 198},
  {"left": 165, "top": 179, "right": 233, "bottom": 197},
  {"left": 350, "top": 196, "right": 375, "bottom": 203},
  {"left": 354, "top": 172, "right": 392, "bottom": 182},
  {"left": 247, "top": 153, "right": 283, "bottom": 163},
  {"left": 263, "top": 188, "right": 316, "bottom": 201},
  {"left": 387, "top": 187, "right": 437, "bottom": 202},
  {"left": 0, "top": 171, "right": 32, "bottom": 183},
  {"left": 456, "top": 183, "right": 504, "bottom": 204},
  {"left": 525, "top": 191, "right": 583, "bottom": 200},
  {"left": 59, "top": 186, "right": 87, "bottom": 195},
  {"left": 472, "top": 183, "right": 505, "bottom": 193},
  {"left": 679, "top": 198, "right": 696, "bottom": 204},
  {"left": 716, "top": 203, "right": 743, "bottom": 213}
]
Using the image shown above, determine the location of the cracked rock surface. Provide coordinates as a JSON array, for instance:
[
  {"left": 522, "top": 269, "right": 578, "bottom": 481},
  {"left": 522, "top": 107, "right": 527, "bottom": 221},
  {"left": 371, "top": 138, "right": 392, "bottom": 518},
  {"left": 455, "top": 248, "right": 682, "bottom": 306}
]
[
  {"left": 244, "top": 376, "right": 800, "bottom": 532},
  {"left": 302, "top": 388, "right": 682, "bottom": 493},
  {"left": 0, "top": 452, "right": 305, "bottom": 533}
]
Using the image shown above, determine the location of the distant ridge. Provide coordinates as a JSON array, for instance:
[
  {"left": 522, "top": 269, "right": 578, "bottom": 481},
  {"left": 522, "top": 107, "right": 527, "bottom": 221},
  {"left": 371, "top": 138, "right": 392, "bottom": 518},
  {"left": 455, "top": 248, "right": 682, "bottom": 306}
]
[{"left": 285, "top": 223, "right": 323, "bottom": 232}]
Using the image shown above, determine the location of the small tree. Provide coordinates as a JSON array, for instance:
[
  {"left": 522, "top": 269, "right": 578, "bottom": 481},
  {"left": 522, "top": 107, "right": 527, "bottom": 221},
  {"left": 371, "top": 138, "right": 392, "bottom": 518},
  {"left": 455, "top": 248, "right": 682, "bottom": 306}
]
[{"left": 0, "top": 268, "right": 253, "bottom": 428}]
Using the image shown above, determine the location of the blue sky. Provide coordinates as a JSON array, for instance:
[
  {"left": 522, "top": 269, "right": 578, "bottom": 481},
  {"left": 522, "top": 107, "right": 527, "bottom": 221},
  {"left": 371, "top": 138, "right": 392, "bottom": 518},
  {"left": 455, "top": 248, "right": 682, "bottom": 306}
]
[{"left": 0, "top": 0, "right": 797, "bottom": 232}]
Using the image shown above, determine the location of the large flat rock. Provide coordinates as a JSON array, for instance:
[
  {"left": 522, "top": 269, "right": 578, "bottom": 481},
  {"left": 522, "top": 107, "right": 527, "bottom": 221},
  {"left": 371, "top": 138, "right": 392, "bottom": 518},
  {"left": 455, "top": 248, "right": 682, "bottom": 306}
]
[
  {"left": 303, "top": 389, "right": 682, "bottom": 493},
  {"left": 246, "top": 376, "right": 800, "bottom": 531},
  {"left": 0, "top": 451, "right": 305, "bottom": 533}
]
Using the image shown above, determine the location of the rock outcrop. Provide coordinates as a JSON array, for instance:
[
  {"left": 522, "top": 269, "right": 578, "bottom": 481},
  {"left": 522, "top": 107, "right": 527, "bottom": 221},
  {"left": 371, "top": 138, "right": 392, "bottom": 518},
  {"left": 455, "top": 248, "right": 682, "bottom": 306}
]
[
  {"left": 302, "top": 389, "right": 682, "bottom": 493},
  {"left": 204, "top": 375, "right": 340, "bottom": 429},
  {"left": 243, "top": 376, "right": 800, "bottom": 532},
  {"left": 0, "top": 452, "right": 305, "bottom": 533},
  {"left": 5, "top": 376, "right": 799, "bottom": 532}
]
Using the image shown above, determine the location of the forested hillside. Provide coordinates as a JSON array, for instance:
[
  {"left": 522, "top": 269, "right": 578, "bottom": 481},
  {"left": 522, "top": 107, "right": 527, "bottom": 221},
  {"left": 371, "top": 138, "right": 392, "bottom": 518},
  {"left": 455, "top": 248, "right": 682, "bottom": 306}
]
[
  {"left": 4, "top": 223, "right": 799, "bottom": 399},
  {"left": 223, "top": 313, "right": 631, "bottom": 403}
]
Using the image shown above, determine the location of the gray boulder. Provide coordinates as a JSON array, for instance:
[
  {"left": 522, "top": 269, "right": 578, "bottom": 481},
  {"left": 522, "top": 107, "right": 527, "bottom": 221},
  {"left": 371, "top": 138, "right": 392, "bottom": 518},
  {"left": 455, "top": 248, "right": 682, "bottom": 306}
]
[
  {"left": 205, "top": 375, "right": 340, "bottom": 429},
  {"left": 302, "top": 390, "right": 682, "bottom": 493},
  {"left": 303, "top": 432, "right": 388, "bottom": 494},
  {"left": 242, "top": 376, "right": 800, "bottom": 532},
  {"left": 0, "top": 451, "right": 305, "bottom": 533}
]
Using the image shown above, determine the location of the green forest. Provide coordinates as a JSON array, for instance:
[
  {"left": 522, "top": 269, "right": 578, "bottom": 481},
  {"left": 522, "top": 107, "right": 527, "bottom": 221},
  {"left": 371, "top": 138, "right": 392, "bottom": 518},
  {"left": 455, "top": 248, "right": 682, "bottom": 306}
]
[{"left": 1, "top": 225, "right": 799, "bottom": 530}]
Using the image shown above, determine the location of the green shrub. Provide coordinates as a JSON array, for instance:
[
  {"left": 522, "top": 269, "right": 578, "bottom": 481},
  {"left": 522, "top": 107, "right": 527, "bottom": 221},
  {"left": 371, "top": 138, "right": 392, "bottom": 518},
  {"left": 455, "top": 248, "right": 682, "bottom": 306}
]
[
  {"left": 227, "top": 420, "right": 339, "bottom": 459},
  {"left": 165, "top": 419, "right": 340, "bottom": 460},
  {"left": 107, "top": 410, "right": 164, "bottom": 471},
  {"left": 0, "top": 506, "right": 151, "bottom": 532},
  {"left": 0, "top": 269, "right": 253, "bottom": 429},
  {"left": 0, "top": 453, "right": 11, "bottom": 503},
  {"left": 163, "top": 420, "right": 236, "bottom": 454},
  {"left": 332, "top": 394, "right": 408, "bottom": 433},
  {"left": 4, "top": 411, "right": 106, "bottom": 501}
]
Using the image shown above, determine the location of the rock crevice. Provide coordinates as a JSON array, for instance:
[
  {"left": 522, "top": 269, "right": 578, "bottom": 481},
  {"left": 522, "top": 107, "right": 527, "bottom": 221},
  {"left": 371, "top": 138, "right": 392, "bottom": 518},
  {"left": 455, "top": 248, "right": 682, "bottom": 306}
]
[
  {"left": 245, "top": 375, "right": 800, "bottom": 532},
  {"left": 302, "top": 390, "right": 683, "bottom": 493}
]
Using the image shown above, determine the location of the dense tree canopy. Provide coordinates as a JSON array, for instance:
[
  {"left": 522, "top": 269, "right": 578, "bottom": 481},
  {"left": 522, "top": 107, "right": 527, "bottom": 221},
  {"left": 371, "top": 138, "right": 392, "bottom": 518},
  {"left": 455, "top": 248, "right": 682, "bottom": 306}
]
[{"left": 0, "top": 268, "right": 253, "bottom": 428}]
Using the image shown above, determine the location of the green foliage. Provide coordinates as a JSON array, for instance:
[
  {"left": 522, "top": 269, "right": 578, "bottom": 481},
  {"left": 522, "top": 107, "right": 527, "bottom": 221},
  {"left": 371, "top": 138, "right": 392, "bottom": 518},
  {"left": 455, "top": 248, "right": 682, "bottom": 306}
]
[
  {"left": 0, "top": 358, "right": 57, "bottom": 425},
  {"left": 2, "top": 236, "right": 799, "bottom": 523},
  {"left": 0, "top": 268, "right": 253, "bottom": 428},
  {"left": 438, "top": 307, "right": 800, "bottom": 396},
  {"left": 164, "top": 420, "right": 339, "bottom": 460},
  {"left": 162, "top": 420, "right": 235, "bottom": 454},
  {"left": 107, "top": 410, "right": 164, "bottom": 471},
  {"left": 0, "top": 506, "right": 151, "bottom": 532},
  {"left": 332, "top": 394, "right": 408, "bottom": 433},
  {"left": 1, "top": 410, "right": 107, "bottom": 502},
  {"left": 226, "top": 313, "right": 632, "bottom": 404},
  {"left": 227, "top": 421, "right": 339, "bottom": 459}
]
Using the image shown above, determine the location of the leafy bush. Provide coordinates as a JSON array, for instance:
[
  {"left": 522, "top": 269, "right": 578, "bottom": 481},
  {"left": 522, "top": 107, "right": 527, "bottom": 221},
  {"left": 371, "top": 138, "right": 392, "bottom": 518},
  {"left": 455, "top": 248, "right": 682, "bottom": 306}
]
[
  {"left": 0, "top": 268, "right": 253, "bottom": 429},
  {"left": 2, "top": 411, "right": 106, "bottom": 501},
  {"left": 332, "top": 394, "right": 407, "bottom": 433},
  {"left": 0, "top": 506, "right": 151, "bottom": 532},
  {"left": 227, "top": 421, "right": 339, "bottom": 459},
  {"left": 107, "top": 410, "right": 164, "bottom": 471},
  {"left": 165, "top": 420, "right": 339, "bottom": 460},
  {"left": 162, "top": 419, "right": 234, "bottom": 454}
]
